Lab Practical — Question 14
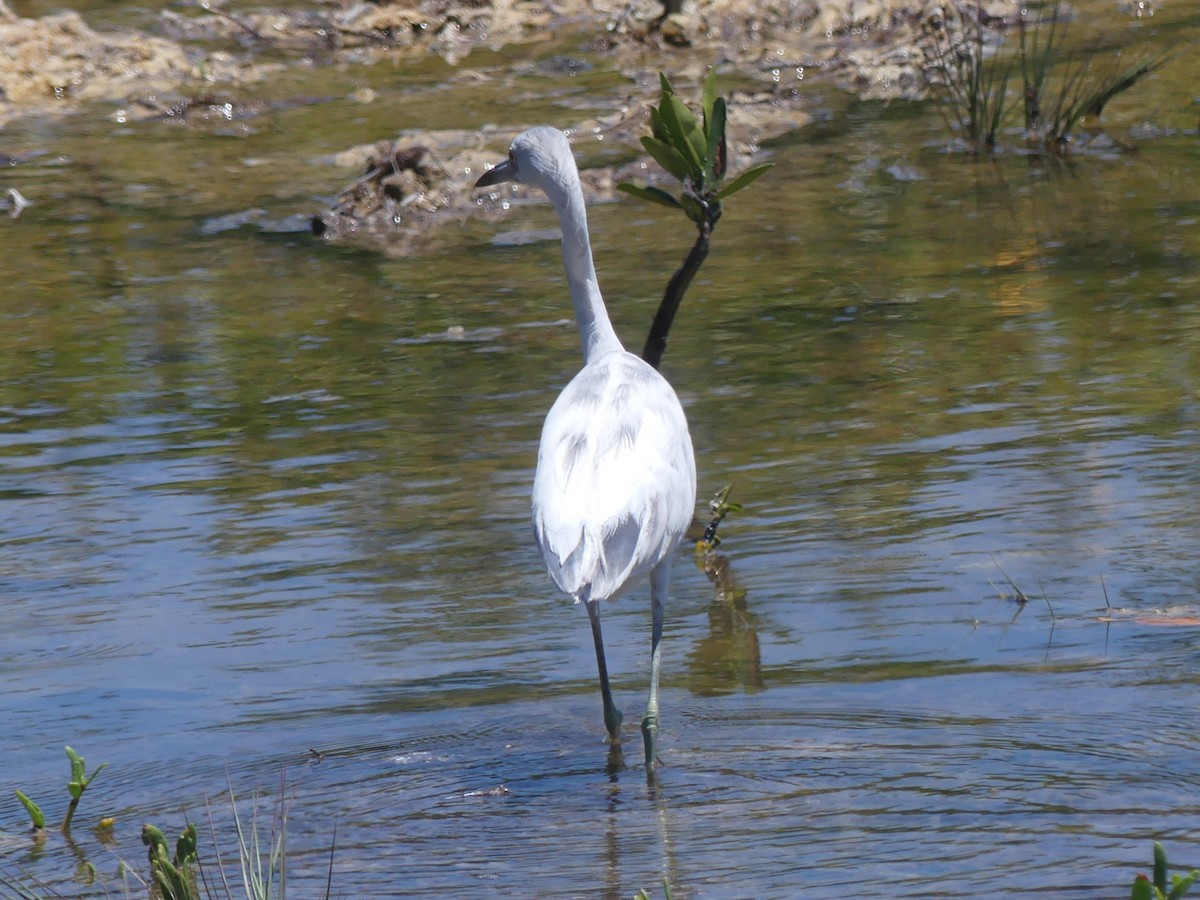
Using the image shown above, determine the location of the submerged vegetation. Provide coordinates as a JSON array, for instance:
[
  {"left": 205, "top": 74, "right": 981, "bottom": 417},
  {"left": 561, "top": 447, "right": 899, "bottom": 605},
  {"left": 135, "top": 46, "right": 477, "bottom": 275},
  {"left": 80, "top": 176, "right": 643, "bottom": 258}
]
[{"left": 923, "top": 0, "right": 1169, "bottom": 153}]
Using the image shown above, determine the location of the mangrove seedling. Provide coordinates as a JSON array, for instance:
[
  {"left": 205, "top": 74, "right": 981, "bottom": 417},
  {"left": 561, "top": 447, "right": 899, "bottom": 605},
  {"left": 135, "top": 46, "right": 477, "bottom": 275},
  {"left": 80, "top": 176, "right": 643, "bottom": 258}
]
[{"left": 618, "top": 70, "right": 771, "bottom": 369}]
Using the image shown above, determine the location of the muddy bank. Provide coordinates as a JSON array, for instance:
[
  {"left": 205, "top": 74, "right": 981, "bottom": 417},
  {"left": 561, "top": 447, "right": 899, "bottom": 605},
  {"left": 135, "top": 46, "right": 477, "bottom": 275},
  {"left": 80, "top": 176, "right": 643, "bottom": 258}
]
[
  {"left": 155, "top": 0, "right": 1016, "bottom": 99},
  {"left": 301, "top": 0, "right": 1023, "bottom": 253},
  {"left": 1, "top": 0, "right": 1016, "bottom": 253},
  {"left": 2, "top": 0, "right": 1014, "bottom": 124},
  {"left": 0, "top": 0, "right": 189, "bottom": 124}
]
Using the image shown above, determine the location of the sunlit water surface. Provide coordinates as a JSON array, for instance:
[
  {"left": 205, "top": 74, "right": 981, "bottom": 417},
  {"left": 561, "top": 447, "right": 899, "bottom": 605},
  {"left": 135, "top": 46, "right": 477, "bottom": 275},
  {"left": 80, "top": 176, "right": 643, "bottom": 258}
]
[{"left": 2, "top": 6, "right": 1199, "bottom": 897}]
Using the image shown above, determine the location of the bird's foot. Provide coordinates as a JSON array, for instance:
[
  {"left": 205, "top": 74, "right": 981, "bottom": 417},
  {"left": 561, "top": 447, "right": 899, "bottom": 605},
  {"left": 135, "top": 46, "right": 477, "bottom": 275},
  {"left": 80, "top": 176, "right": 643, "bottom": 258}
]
[
  {"left": 641, "top": 713, "right": 659, "bottom": 767},
  {"left": 604, "top": 706, "right": 624, "bottom": 743},
  {"left": 605, "top": 742, "right": 625, "bottom": 775}
]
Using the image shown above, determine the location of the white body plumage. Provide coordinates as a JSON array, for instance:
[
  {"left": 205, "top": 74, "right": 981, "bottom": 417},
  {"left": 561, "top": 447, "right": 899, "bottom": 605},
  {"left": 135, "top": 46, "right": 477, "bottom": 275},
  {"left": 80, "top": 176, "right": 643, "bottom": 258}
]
[
  {"left": 475, "top": 125, "right": 696, "bottom": 765},
  {"left": 533, "top": 349, "right": 696, "bottom": 606}
]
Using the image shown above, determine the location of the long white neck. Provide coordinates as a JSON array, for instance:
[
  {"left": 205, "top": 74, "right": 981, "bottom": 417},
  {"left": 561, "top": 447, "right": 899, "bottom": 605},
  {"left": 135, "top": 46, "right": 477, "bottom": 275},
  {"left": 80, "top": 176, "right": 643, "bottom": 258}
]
[{"left": 542, "top": 175, "right": 623, "bottom": 363}]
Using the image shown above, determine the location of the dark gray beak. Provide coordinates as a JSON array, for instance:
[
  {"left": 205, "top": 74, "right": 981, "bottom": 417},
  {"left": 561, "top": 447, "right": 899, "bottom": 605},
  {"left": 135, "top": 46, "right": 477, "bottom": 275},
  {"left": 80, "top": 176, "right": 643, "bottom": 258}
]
[{"left": 475, "top": 157, "right": 516, "bottom": 188}]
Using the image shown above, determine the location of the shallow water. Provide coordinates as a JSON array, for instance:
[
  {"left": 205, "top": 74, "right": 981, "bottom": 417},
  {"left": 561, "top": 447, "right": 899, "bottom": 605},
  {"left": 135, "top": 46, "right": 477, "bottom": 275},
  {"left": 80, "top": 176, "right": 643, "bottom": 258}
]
[{"left": 2, "top": 4, "right": 1200, "bottom": 897}]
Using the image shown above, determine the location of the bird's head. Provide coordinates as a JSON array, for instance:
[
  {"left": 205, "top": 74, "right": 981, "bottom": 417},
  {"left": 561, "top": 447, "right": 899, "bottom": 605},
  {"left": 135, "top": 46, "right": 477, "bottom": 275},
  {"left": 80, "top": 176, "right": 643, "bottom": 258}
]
[{"left": 474, "top": 126, "right": 575, "bottom": 195}]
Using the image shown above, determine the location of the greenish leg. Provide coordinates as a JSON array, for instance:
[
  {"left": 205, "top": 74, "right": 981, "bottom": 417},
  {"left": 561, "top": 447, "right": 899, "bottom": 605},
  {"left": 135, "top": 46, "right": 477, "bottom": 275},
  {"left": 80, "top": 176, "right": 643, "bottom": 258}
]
[
  {"left": 642, "top": 560, "right": 671, "bottom": 768},
  {"left": 586, "top": 599, "right": 623, "bottom": 741}
]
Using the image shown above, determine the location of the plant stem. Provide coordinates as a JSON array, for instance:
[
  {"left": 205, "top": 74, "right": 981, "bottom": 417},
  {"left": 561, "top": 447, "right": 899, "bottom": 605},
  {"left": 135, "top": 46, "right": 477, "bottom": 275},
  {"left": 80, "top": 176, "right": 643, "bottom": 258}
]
[
  {"left": 62, "top": 795, "right": 80, "bottom": 834},
  {"left": 641, "top": 216, "right": 711, "bottom": 369}
]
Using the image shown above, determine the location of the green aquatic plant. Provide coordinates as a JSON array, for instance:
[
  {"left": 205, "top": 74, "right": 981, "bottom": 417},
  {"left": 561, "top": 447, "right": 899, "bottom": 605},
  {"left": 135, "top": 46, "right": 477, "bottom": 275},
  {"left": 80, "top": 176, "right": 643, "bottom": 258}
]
[
  {"left": 143, "top": 822, "right": 201, "bottom": 900},
  {"left": 924, "top": 0, "right": 1169, "bottom": 154},
  {"left": 12, "top": 746, "right": 107, "bottom": 836},
  {"left": 227, "top": 788, "right": 288, "bottom": 900},
  {"left": 1131, "top": 842, "right": 1199, "bottom": 900},
  {"left": 14, "top": 790, "right": 46, "bottom": 835},
  {"left": 62, "top": 746, "right": 106, "bottom": 834},
  {"left": 634, "top": 878, "right": 673, "bottom": 900},
  {"left": 923, "top": 1, "right": 1013, "bottom": 149},
  {"left": 3, "top": 770, "right": 329, "bottom": 900},
  {"left": 1015, "top": 0, "right": 1169, "bottom": 153},
  {"left": 618, "top": 70, "right": 771, "bottom": 369}
]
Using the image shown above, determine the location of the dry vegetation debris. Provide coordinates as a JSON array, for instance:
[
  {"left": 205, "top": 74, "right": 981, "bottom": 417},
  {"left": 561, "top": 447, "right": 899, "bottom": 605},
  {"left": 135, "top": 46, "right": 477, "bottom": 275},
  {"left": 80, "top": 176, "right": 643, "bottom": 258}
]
[{"left": 0, "top": 0, "right": 197, "bottom": 123}]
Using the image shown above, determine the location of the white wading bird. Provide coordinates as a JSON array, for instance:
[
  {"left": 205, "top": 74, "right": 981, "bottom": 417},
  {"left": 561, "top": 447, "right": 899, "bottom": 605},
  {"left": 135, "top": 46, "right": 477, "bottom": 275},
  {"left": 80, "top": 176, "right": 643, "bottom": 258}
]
[{"left": 475, "top": 126, "right": 697, "bottom": 767}]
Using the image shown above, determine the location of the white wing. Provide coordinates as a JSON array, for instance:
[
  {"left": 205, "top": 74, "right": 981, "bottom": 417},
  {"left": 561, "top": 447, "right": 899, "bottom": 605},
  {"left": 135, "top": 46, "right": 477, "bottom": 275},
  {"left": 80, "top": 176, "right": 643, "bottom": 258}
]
[{"left": 532, "top": 350, "right": 697, "bottom": 603}]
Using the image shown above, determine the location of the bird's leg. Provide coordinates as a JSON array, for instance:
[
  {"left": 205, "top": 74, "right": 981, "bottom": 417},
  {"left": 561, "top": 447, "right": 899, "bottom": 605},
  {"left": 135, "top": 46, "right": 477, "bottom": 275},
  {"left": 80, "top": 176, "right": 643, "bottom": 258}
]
[
  {"left": 642, "top": 560, "right": 671, "bottom": 768},
  {"left": 586, "top": 599, "right": 623, "bottom": 741}
]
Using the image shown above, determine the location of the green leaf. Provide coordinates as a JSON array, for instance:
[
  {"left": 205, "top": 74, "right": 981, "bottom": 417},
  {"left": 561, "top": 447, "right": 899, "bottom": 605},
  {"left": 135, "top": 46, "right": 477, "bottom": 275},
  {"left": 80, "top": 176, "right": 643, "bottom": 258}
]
[
  {"left": 143, "top": 824, "right": 168, "bottom": 857},
  {"left": 15, "top": 790, "right": 45, "bottom": 829},
  {"left": 659, "top": 72, "right": 675, "bottom": 97},
  {"left": 662, "top": 94, "right": 706, "bottom": 177},
  {"left": 175, "top": 823, "right": 197, "bottom": 865},
  {"left": 641, "top": 136, "right": 692, "bottom": 181},
  {"left": 1131, "top": 874, "right": 1154, "bottom": 900},
  {"left": 713, "top": 163, "right": 772, "bottom": 199},
  {"left": 66, "top": 746, "right": 85, "bottom": 784},
  {"left": 617, "top": 183, "right": 682, "bottom": 209},
  {"left": 701, "top": 68, "right": 717, "bottom": 134},
  {"left": 144, "top": 823, "right": 198, "bottom": 900},
  {"left": 1156, "top": 843, "right": 1169, "bottom": 893},
  {"left": 653, "top": 90, "right": 699, "bottom": 174},
  {"left": 706, "top": 97, "right": 727, "bottom": 183},
  {"left": 649, "top": 106, "right": 671, "bottom": 144},
  {"left": 1168, "top": 870, "right": 1199, "bottom": 900}
]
